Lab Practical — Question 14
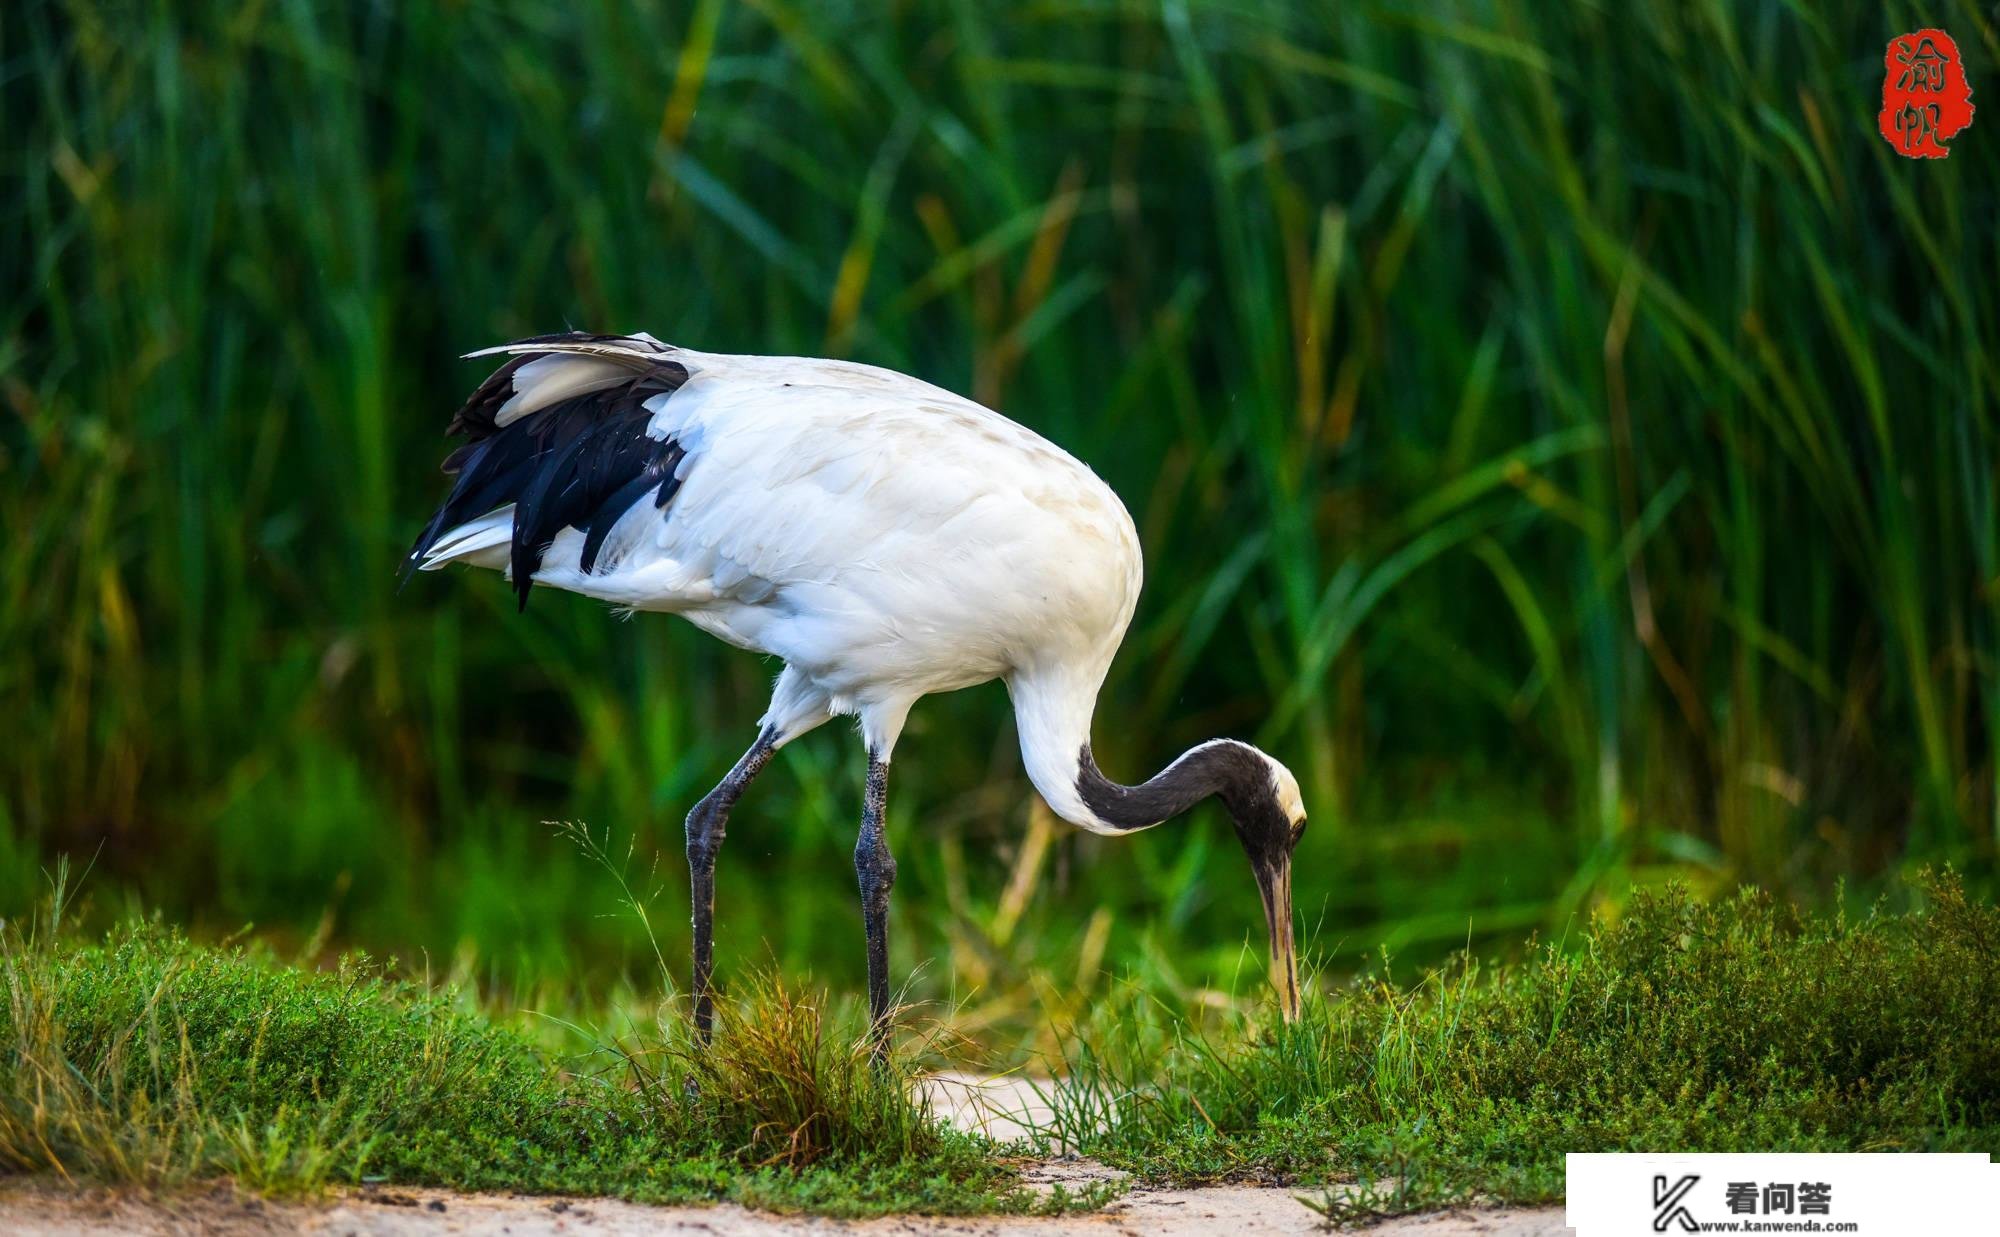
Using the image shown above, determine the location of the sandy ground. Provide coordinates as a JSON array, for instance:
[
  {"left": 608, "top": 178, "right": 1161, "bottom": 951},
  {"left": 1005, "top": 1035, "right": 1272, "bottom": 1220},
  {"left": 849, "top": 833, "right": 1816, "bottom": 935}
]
[
  {"left": 0, "top": 1177, "right": 1569, "bottom": 1237},
  {"left": 0, "top": 1075, "right": 1570, "bottom": 1236}
]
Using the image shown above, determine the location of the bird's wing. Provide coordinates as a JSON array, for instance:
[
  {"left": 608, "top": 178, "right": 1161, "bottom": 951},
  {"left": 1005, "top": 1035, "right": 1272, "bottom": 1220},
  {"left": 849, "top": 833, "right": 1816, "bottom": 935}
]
[
  {"left": 402, "top": 332, "right": 692, "bottom": 608},
  {"left": 633, "top": 350, "right": 1140, "bottom": 681},
  {"left": 642, "top": 351, "right": 1067, "bottom": 590}
]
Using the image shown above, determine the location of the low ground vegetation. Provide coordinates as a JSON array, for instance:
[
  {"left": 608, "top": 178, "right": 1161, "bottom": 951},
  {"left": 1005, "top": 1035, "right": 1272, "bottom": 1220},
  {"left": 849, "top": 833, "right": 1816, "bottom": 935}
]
[
  {"left": 0, "top": 870, "right": 1042, "bottom": 1215},
  {"left": 1, "top": 871, "right": 1991, "bottom": 1217},
  {"left": 1055, "top": 869, "right": 1999, "bottom": 1213}
]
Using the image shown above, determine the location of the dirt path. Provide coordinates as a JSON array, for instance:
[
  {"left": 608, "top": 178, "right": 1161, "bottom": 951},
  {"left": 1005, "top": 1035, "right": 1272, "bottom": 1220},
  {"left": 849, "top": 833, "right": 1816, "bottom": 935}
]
[
  {"left": 0, "top": 1077, "right": 1568, "bottom": 1235},
  {"left": 0, "top": 1178, "right": 1568, "bottom": 1237}
]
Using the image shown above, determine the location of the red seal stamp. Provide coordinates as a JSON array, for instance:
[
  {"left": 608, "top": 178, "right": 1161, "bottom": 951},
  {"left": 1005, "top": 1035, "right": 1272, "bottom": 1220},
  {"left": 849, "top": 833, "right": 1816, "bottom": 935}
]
[{"left": 1879, "top": 30, "right": 1974, "bottom": 159}]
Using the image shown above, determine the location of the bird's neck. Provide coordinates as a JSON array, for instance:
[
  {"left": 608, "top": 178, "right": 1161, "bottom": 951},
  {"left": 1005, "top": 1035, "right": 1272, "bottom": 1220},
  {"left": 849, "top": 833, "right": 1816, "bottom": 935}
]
[{"left": 1009, "top": 664, "right": 1259, "bottom": 834}]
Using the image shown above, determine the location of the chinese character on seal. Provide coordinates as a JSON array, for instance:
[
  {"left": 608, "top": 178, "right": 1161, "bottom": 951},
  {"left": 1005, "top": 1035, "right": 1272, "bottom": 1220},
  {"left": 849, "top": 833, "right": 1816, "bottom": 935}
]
[{"left": 1879, "top": 30, "right": 1974, "bottom": 158}]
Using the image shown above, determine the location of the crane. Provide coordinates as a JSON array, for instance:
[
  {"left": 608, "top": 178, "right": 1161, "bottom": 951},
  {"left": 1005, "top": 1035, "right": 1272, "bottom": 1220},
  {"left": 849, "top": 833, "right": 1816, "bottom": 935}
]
[{"left": 403, "top": 332, "right": 1309, "bottom": 1049}]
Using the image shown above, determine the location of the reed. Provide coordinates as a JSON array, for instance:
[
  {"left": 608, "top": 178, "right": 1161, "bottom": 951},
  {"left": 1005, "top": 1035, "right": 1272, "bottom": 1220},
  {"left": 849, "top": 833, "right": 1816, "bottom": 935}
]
[{"left": 3, "top": 1, "right": 1994, "bottom": 999}]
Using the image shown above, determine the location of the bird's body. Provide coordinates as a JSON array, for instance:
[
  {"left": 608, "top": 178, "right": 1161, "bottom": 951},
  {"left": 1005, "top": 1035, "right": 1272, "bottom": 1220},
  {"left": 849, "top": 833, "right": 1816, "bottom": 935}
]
[{"left": 407, "top": 332, "right": 1307, "bottom": 1043}]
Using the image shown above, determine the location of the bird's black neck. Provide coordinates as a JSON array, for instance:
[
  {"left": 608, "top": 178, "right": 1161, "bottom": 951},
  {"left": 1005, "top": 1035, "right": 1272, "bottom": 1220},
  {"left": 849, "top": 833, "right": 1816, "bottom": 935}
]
[{"left": 1074, "top": 739, "right": 1267, "bottom": 833}]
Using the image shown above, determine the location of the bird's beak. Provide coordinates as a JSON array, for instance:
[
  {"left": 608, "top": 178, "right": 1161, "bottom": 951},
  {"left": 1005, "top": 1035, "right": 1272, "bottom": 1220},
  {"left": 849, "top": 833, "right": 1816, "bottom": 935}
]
[
  {"left": 1230, "top": 801, "right": 1306, "bottom": 1022},
  {"left": 1253, "top": 848, "right": 1301, "bottom": 1023}
]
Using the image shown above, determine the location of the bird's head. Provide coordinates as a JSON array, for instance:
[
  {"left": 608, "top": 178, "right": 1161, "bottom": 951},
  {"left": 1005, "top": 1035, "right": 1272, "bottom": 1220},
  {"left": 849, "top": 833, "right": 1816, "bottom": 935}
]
[
  {"left": 1069, "top": 734, "right": 1309, "bottom": 1020},
  {"left": 1213, "top": 744, "right": 1309, "bottom": 1023}
]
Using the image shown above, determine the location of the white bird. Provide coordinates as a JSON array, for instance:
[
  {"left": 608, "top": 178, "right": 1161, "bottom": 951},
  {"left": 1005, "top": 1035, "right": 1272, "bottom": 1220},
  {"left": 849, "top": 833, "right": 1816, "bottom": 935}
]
[{"left": 404, "top": 331, "right": 1309, "bottom": 1046}]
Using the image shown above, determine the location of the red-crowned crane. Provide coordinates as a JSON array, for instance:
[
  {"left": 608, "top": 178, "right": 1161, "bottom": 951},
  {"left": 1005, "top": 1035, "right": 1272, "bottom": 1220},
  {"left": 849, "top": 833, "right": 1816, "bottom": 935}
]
[{"left": 403, "top": 332, "right": 1309, "bottom": 1048}]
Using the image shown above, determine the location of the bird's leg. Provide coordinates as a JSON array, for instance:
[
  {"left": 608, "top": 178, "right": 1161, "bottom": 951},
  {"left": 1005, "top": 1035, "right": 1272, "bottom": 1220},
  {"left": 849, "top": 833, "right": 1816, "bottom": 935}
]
[
  {"left": 686, "top": 726, "right": 777, "bottom": 1041},
  {"left": 852, "top": 752, "right": 897, "bottom": 1062}
]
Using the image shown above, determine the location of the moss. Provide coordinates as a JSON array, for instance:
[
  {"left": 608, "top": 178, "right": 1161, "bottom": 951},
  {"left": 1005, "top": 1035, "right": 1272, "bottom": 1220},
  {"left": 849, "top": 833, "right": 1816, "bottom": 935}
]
[
  {"left": 2, "top": 873, "right": 1992, "bottom": 1215},
  {"left": 0, "top": 912, "right": 1037, "bottom": 1214},
  {"left": 1056, "top": 870, "right": 2000, "bottom": 1208}
]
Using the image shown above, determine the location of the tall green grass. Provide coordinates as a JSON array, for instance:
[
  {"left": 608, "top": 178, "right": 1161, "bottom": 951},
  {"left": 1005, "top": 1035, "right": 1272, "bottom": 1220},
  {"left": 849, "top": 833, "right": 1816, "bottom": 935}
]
[{"left": 4, "top": 2, "right": 1997, "bottom": 1000}]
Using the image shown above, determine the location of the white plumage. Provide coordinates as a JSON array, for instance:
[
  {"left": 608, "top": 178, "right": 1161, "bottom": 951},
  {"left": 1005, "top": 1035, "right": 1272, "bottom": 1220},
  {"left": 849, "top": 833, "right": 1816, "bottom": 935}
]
[{"left": 407, "top": 332, "right": 1308, "bottom": 1043}]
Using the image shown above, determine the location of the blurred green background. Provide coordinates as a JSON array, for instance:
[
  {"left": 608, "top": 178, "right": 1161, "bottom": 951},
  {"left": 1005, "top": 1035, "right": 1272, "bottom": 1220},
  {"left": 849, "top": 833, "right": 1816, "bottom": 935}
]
[{"left": 5, "top": 1, "right": 1996, "bottom": 1033}]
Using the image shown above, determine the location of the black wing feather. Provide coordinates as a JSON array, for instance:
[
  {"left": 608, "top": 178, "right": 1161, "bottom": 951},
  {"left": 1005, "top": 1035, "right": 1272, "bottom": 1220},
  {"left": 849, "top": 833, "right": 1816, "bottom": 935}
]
[
  {"left": 402, "top": 334, "right": 691, "bottom": 605},
  {"left": 579, "top": 441, "right": 685, "bottom": 574}
]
